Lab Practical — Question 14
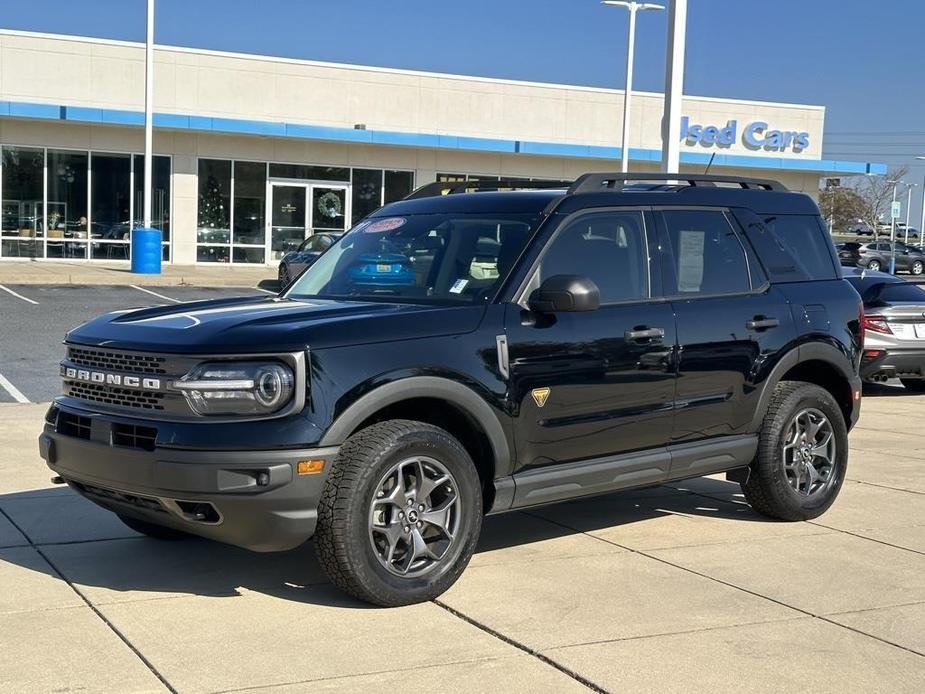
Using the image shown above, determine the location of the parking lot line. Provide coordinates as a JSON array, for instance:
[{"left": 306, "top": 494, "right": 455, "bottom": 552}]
[
  {"left": 129, "top": 285, "right": 182, "bottom": 304},
  {"left": 0, "top": 373, "right": 30, "bottom": 403},
  {"left": 0, "top": 284, "right": 39, "bottom": 305}
]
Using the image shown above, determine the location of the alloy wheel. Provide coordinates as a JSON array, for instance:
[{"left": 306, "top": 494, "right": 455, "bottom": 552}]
[
  {"left": 781, "top": 408, "right": 837, "bottom": 498},
  {"left": 913, "top": 261, "right": 924, "bottom": 275},
  {"left": 868, "top": 260, "right": 881, "bottom": 271},
  {"left": 368, "top": 456, "right": 461, "bottom": 578}
]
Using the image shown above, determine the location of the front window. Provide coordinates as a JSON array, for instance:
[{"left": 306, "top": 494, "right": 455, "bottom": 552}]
[{"left": 286, "top": 212, "right": 542, "bottom": 304}]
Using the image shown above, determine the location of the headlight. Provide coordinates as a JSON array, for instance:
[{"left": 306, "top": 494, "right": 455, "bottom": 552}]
[{"left": 175, "top": 361, "right": 295, "bottom": 416}]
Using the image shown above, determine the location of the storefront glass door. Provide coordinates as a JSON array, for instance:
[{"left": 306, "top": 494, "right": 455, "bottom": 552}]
[{"left": 268, "top": 183, "right": 349, "bottom": 262}]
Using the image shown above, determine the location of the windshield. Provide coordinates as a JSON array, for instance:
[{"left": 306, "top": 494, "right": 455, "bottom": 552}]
[{"left": 285, "top": 212, "right": 543, "bottom": 304}]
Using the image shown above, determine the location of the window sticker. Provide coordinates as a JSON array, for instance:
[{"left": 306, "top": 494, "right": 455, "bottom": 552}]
[
  {"left": 365, "top": 217, "right": 407, "bottom": 233},
  {"left": 677, "top": 230, "right": 705, "bottom": 292},
  {"left": 449, "top": 278, "right": 469, "bottom": 294}
]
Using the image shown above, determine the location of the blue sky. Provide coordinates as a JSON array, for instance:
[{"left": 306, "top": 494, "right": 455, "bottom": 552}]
[{"left": 3, "top": 1, "right": 924, "bottom": 216}]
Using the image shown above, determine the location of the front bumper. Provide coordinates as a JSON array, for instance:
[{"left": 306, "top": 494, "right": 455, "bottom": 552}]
[
  {"left": 860, "top": 348, "right": 925, "bottom": 381},
  {"left": 38, "top": 406, "right": 338, "bottom": 552}
]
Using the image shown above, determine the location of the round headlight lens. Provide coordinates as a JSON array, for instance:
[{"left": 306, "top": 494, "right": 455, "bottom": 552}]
[{"left": 254, "top": 365, "right": 290, "bottom": 409}]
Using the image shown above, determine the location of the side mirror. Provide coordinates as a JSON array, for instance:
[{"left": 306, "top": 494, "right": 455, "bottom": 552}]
[{"left": 528, "top": 275, "right": 600, "bottom": 313}]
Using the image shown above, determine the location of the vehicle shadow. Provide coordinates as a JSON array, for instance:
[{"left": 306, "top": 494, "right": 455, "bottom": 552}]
[
  {"left": 0, "top": 478, "right": 759, "bottom": 609},
  {"left": 862, "top": 381, "right": 912, "bottom": 397}
]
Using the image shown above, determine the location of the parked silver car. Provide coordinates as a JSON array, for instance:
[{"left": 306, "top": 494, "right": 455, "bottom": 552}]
[{"left": 844, "top": 267, "right": 925, "bottom": 391}]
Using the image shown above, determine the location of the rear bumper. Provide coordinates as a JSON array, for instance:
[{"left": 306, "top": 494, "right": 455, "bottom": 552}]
[
  {"left": 860, "top": 348, "right": 925, "bottom": 381},
  {"left": 38, "top": 412, "right": 338, "bottom": 552}
]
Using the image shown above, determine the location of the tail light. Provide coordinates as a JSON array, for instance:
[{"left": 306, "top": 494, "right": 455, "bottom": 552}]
[{"left": 862, "top": 314, "right": 892, "bottom": 335}]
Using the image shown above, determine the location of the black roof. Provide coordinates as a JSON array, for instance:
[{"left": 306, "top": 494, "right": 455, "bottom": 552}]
[{"left": 375, "top": 184, "right": 820, "bottom": 218}]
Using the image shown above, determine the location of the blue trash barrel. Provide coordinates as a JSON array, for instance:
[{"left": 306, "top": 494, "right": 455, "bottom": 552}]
[{"left": 131, "top": 227, "right": 162, "bottom": 274}]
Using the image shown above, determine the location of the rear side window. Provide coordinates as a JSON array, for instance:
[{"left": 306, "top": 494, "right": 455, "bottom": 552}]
[
  {"left": 762, "top": 215, "right": 836, "bottom": 280},
  {"left": 659, "top": 210, "right": 751, "bottom": 296}
]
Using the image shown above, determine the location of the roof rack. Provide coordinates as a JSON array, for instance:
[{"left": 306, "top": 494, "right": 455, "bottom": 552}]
[
  {"left": 405, "top": 178, "right": 570, "bottom": 200},
  {"left": 567, "top": 173, "right": 788, "bottom": 195}
]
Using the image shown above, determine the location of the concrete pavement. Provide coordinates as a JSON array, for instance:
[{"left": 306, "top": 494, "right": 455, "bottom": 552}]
[
  {"left": 0, "top": 260, "right": 273, "bottom": 287},
  {"left": 1, "top": 394, "right": 924, "bottom": 692}
]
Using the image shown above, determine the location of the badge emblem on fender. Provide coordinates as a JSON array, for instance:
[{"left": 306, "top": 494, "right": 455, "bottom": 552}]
[{"left": 531, "top": 387, "right": 551, "bottom": 408}]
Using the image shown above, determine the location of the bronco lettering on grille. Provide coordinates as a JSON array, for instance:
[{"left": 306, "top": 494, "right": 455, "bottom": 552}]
[{"left": 61, "top": 365, "right": 162, "bottom": 391}]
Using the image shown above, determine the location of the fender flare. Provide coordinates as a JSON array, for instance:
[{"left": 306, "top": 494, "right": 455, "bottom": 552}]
[
  {"left": 748, "top": 342, "right": 857, "bottom": 432},
  {"left": 319, "top": 376, "right": 511, "bottom": 476}
]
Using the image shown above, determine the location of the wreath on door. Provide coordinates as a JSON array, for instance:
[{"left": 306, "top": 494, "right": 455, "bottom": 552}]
[{"left": 317, "top": 191, "right": 343, "bottom": 219}]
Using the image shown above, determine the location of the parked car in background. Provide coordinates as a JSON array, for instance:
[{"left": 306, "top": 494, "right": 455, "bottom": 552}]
[
  {"left": 848, "top": 221, "right": 875, "bottom": 236},
  {"left": 853, "top": 241, "right": 925, "bottom": 274},
  {"left": 896, "top": 224, "right": 920, "bottom": 240},
  {"left": 845, "top": 267, "right": 925, "bottom": 391},
  {"left": 837, "top": 242, "right": 861, "bottom": 267},
  {"left": 277, "top": 232, "right": 343, "bottom": 288}
]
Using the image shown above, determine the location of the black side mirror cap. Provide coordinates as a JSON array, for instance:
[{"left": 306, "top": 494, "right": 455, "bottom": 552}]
[{"left": 528, "top": 275, "right": 601, "bottom": 313}]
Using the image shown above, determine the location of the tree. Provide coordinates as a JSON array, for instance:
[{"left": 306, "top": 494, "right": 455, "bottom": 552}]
[
  {"left": 818, "top": 185, "right": 866, "bottom": 234},
  {"left": 848, "top": 166, "right": 907, "bottom": 239}
]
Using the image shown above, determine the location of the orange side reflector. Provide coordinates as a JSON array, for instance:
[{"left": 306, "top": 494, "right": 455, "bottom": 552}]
[
  {"left": 854, "top": 389, "right": 861, "bottom": 401},
  {"left": 297, "top": 459, "right": 326, "bottom": 475}
]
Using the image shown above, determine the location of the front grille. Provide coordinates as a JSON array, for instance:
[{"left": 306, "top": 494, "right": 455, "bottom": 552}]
[
  {"left": 112, "top": 423, "right": 158, "bottom": 451},
  {"left": 65, "top": 381, "right": 166, "bottom": 411},
  {"left": 57, "top": 411, "right": 91, "bottom": 440},
  {"left": 70, "top": 480, "right": 167, "bottom": 514},
  {"left": 67, "top": 347, "right": 167, "bottom": 375}
]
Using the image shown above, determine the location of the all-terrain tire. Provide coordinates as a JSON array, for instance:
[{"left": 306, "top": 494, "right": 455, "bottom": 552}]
[
  {"left": 741, "top": 381, "right": 848, "bottom": 521},
  {"left": 118, "top": 514, "right": 190, "bottom": 540},
  {"left": 314, "top": 420, "right": 482, "bottom": 607}
]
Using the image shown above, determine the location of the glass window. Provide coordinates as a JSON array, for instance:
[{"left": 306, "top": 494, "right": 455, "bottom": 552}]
[
  {"left": 385, "top": 170, "right": 415, "bottom": 203},
  {"left": 762, "top": 214, "right": 836, "bottom": 280},
  {"left": 132, "top": 154, "right": 171, "bottom": 243},
  {"left": 269, "top": 163, "right": 349, "bottom": 181},
  {"left": 352, "top": 168, "right": 383, "bottom": 224},
  {"left": 287, "top": 212, "right": 544, "bottom": 304},
  {"left": 1, "top": 146, "right": 45, "bottom": 258},
  {"left": 233, "top": 161, "right": 266, "bottom": 249},
  {"left": 90, "top": 153, "right": 131, "bottom": 260},
  {"left": 661, "top": 210, "right": 750, "bottom": 296},
  {"left": 539, "top": 211, "right": 649, "bottom": 304},
  {"left": 197, "top": 159, "right": 231, "bottom": 245},
  {"left": 46, "top": 150, "right": 89, "bottom": 259},
  {"left": 437, "top": 173, "right": 467, "bottom": 182}
]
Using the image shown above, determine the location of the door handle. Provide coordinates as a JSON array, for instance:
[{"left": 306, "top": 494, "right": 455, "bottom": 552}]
[
  {"left": 625, "top": 326, "right": 665, "bottom": 341},
  {"left": 746, "top": 317, "right": 780, "bottom": 331}
]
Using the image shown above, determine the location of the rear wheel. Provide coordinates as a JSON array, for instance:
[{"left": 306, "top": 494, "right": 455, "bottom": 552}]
[
  {"left": 314, "top": 420, "right": 482, "bottom": 606},
  {"left": 118, "top": 514, "right": 189, "bottom": 540},
  {"left": 742, "top": 381, "right": 848, "bottom": 521},
  {"left": 912, "top": 260, "right": 924, "bottom": 275},
  {"left": 867, "top": 259, "right": 882, "bottom": 272},
  {"left": 901, "top": 378, "right": 925, "bottom": 392}
]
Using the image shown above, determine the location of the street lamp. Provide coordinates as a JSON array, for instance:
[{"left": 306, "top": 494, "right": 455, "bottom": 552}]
[
  {"left": 905, "top": 182, "right": 917, "bottom": 244},
  {"left": 602, "top": 1, "right": 664, "bottom": 173},
  {"left": 914, "top": 155, "right": 925, "bottom": 245}
]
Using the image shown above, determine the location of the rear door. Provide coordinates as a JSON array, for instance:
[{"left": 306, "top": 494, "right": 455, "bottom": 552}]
[{"left": 655, "top": 207, "right": 796, "bottom": 453}]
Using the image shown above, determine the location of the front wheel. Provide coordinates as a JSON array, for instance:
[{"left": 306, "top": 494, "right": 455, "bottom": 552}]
[
  {"left": 314, "top": 420, "right": 483, "bottom": 606},
  {"left": 912, "top": 260, "right": 924, "bottom": 276},
  {"left": 867, "top": 259, "right": 882, "bottom": 272},
  {"left": 741, "top": 381, "right": 848, "bottom": 521}
]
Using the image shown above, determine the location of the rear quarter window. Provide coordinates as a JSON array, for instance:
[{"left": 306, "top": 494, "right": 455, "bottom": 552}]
[{"left": 762, "top": 214, "right": 837, "bottom": 280}]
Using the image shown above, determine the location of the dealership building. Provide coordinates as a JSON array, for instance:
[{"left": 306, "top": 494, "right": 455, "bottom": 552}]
[{"left": 0, "top": 30, "right": 886, "bottom": 266}]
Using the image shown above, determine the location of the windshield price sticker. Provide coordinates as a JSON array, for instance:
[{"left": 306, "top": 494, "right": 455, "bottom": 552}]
[{"left": 365, "top": 218, "right": 407, "bottom": 233}]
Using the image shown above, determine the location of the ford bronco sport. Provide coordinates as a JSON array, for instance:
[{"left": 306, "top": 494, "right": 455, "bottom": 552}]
[{"left": 40, "top": 173, "right": 863, "bottom": 606}]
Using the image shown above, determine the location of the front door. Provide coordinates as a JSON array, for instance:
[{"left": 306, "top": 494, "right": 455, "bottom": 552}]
[
  {"left": 504, "top": 208, "right": 677, "bottom": 473},
  {"left": 269, "top": 183, "right": 349, "bottom": 262}
]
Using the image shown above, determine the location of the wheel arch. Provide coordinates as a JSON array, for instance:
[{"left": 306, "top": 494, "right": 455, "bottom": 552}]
[
  {"left": 749, "top": 343, "right": 858, "bottom": 432},
  {"left": 319, "top": 377, "right": 511, "bottom": 497}
]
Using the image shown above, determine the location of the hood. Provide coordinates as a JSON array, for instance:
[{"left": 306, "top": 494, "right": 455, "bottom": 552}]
[{"left": 65, "top": 295, "right": 485, "bottom": 354}]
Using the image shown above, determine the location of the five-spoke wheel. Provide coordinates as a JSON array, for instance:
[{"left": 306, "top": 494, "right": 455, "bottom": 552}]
[{"left": 781, "top": 408, "right": 837, "bottom": 498}]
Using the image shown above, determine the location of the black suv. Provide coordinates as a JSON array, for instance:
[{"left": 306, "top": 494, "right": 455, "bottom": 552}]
[{"left": 40, "top": 174, "right": 863, "bottom": 606}]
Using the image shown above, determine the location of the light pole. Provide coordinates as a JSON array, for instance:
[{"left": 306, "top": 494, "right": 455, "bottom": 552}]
[
  {"left": 143, "top": 0, "right": 154, "bottom": 230},
  {"left": 602, "top": 1, "right": 664, "bottom": 173},
  {"left": 660, "top": 0, "right": 687, "bottom": 174},
  {"left": 905, "top": 183, "right": 917, "bottom": 244},
  {"left": 890, "top": 180, "right": 901, "bottom": 274},
  {"left": 915, "top": 155, "right": 925, "bottom": 245}
]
